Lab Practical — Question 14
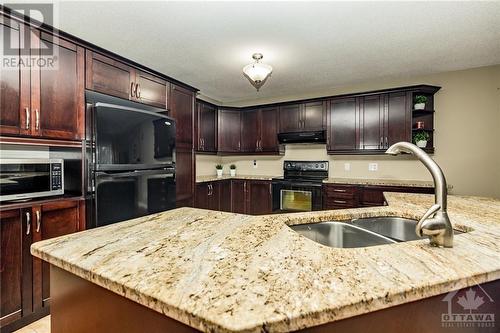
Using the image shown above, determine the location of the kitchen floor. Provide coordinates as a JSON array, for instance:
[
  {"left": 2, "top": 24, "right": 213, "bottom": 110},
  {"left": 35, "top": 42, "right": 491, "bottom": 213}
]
[{"left": 13, "top": 316, "right": 50, "bottom": 333}]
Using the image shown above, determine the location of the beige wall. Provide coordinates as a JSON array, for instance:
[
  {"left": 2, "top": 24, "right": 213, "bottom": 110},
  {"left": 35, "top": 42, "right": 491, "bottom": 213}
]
[{"left": 196, "top": 65, "right": 500, "bottom": 198}]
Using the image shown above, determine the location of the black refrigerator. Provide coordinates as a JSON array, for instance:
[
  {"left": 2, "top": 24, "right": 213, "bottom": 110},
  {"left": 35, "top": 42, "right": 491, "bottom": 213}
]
[{"left": 85, "top": 91, "right": 176, "bottom": 228}]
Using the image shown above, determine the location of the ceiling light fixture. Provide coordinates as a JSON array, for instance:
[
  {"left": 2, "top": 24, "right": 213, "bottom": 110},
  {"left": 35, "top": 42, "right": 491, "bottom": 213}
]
[{"left": 242, "top": 53, "right": 273, "bottom": 91}]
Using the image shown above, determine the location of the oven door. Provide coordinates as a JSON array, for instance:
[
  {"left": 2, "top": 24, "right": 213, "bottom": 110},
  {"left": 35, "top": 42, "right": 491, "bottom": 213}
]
[
  {"left": 90, "top": 169, "right": 176, "bottom": 227},
  {"left": 272, "top": 181, "right": 323, "bottom": 212}
]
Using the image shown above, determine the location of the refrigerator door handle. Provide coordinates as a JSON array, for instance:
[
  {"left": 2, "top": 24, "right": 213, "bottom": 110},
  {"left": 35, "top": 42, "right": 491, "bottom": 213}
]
[{"left": 96, "top": 169, "right": 175, "bottom": 178}]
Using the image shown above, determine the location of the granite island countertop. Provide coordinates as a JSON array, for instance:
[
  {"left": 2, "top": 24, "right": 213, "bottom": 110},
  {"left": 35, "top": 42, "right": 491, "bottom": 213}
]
[{"left": 31, "top": 193, "right": 500, "bottom": 332}]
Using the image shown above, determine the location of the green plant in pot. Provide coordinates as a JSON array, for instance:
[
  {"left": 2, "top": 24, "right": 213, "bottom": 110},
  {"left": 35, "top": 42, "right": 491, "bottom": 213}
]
[
  {"left": 215, "top": 164, "right": 223, "bottom": 177},
  {"left": 413, "top": 131, "right": 430, "bottom": 148},
  {"left": 229, "top": 164, "right": 237, "bottom": 177},
  {"left": 414, "top": 95, "right": 428, "bottom": 110}
]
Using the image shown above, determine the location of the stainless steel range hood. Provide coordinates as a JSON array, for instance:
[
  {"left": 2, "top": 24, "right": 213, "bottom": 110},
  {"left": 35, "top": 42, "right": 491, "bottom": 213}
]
[{"left": 278, "top": 130, "right": 326, "bottom": 144}]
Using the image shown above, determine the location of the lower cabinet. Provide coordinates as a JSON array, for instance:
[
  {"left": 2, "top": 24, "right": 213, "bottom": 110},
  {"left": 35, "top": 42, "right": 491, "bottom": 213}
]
[
  {"left": 195, "top": 180, "right": 272, "bottom": 215},
  {"left": 323, "top": 184, "right": 434, "bottom": 209},
  {"left": 0, "top": 198, "right": 84, "bottom": 332}
]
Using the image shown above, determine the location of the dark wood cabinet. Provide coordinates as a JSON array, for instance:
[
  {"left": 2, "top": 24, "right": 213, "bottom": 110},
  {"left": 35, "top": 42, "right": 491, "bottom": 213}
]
[
  {"left": 218, "top": 109, "right": 241, "bottom": 153},
  {"left": 219, "top": 181, "right": 232, "bottom": 212},
  {"left": 246, "top": 181, "right": 272, "bottom": 215},
  {"left": 323, "top": 183, "right": 434, "bottom": 209},
  {"left": 385, "top": 92, "right": 411, "bottom": 147},
  {"left": 359, "top": 94, "right": 384, "bottom": 151},
  {"left": 34, "top": 33, "right": 85, "bottom": 140},
  {"left": 327, "top": 98, "right": 358, "bottom": 152},
  {"left": 231, "top": 180, "right": 246, "bottom": 214},
  {"left": 0, "top": 199, "right": 84, "bottom": 332},
  {"left": 86, "top": 51, "right": 168, "bottom": 109},
  {"left": 259, "top": 107, "right": 279, "bottom": 152},
  {"left": 0, "top": 23, "right": 84, "bottom": 141},
  {"left": 175, "top": 148, "right": 194, "bottom": 207},
  {"left": 195, "top": 182, "right": 219, "bottom": 210},
  {"left": 279, "top": 102, "right": 325, "bottom": 133},
  {"left": 135, "top": 71, "right": 168, "bottom": 109},
  {"left": 241, "top": 109, "right": 260, "bottom": 152},
  {"left": 196, "top": 101, "right": 217, "bottom": 153},
  {"left": 0, "top": 17, "right": 30, "bottom": 137}
]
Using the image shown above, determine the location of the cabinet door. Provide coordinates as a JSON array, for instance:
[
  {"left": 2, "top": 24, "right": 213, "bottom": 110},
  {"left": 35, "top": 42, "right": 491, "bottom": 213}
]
[
  {"left": 0, "top": 209, "right": 26, "bottom": 328},
  {"left": 218, "top": 109, "right": 241, "bottom": 152},
  {"left": 359, "top": 95, "right": 383, "bottom": 150},
  {"left": 175, "top": 148, "right": 194, "bottom": 207},
  {"left": 247, "top": 181, "right": 272, "bottom": 215},
  {"left": 85, "top": 51, "right": 134, "bottom": 100},
  {"left": 259, "top": 107, "right": 279, "bottom": 152},
  {"left": 195, "top": 183, "right": 210, "bottom": 209},
  {"left": 241, "top": 109, "right": 259, "bottom": 152},
  {"left": 197, "top": 102, "right": 217, "bottom": 152},
  {"left": 231, "top": 180, "right": 246, "bottom": 213},
  {"left": 0, "top": 17, "right": 30, "bottom": 136},
  {"left": 279, "top": 104, "right": 301, "bottom": 133},
  {"left": 385, "top": 92, "right": 411, "bottom": 147},
  {"left": 208, "top": 182, "right": 220, "bottom": 211},
  {"left": 135, "top": 71, "right": 167, "bottom": 109},
  {"left": 32, "top": 200, "right": 82, "bottom": 312},
  {"left": 170, "top": 84, "right": 194, "bottom": 146},
  {"left": 328, "top": 98, "right": 358, "bottom": 151},
  {"left": 219, "top": 181, "right": 232, "bottom": 212},
  {"left": 303, "top": 101, "right": 325, "bottom": 131},
  {"left": 32, "top": 32, "right": 84, "bottom": 140}
]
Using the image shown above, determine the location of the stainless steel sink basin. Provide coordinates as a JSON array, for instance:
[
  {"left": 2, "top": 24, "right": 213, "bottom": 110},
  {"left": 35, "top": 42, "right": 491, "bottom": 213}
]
[
  {"left": 351, "top": 217, "right": 463, "bottom": 242},
  {"left": 290, "top": 222, "right": 396, "bottom": 248}
]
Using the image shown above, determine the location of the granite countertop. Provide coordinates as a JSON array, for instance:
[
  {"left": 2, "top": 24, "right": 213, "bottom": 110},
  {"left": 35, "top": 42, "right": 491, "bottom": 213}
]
[
  {"left": 31, "top": 193, "right": 500, "bottom": 332},
  {"left": 196, "top": 174, "right": 279, "bottom": 183},
  {"left": 323, "top": 177, "right": 454, "bottom": 189}
]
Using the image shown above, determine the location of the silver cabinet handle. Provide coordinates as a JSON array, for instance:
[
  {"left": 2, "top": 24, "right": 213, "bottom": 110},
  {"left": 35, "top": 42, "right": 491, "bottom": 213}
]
[
  {"left": 333, "top": 189, "right": 346, "bottom": 193},
  {"left": 130, "top": 82, "right": 135, "bottom": 98},
  {"left": 136, "top": 83, "right": 141, "bottom": 99},
  {"left": 36, "top": 210, "right": 41, "bottom": 233},
  {"left": 380, "top": 136, "right": 383, "bottom": 148},
  {"left": 238, "top": 141, "right": 241, "bottom": 150},
  {"left": 385, "top": 136, "right": 388, "bottom": 148},
  {"left": 25, "top": 211, "right": 31, "bottom": 235},
  {"left": 25, "top": 107, "right": 30, "bottom": 129},
  {"left": 208, "top": 184, "right": 212, "bottom": 196},
  {"left": 202, "top": 138, "right": 205, "bottom": 149},
  {"left": 35, "top": 109, "right": 40, "bottom": 130},
  {"left": 333, "top": 200, "right": 347, "bottom": 204}
]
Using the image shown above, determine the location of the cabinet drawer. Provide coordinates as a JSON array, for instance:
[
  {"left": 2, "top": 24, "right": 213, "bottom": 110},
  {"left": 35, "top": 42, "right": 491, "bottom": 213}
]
[
  {"left": 324, "top": 197, "right": 358, "bottom": 209},
  {"left": 324, "top": 185, "right": 357, "bottom": 199}
]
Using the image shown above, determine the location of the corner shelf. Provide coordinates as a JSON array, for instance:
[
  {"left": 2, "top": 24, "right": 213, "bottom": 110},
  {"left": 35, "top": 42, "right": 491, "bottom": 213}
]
[{"left": 411, "top": 87, "right": 439, "bottom": 152}]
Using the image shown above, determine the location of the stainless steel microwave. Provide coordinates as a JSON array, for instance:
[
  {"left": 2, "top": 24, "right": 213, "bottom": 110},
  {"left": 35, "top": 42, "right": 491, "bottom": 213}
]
[{"left": 0, "top": 158, "right": 64, "bottom": 202}]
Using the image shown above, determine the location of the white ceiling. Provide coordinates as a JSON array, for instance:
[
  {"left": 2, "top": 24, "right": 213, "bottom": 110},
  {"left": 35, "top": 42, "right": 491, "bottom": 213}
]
[{"left": 13, "top": 1, "right": 500, "bottom": 105}]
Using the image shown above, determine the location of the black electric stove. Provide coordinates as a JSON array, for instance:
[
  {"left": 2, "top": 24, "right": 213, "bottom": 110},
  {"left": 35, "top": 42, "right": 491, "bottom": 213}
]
[{"left": 272, "top": 161, "right": 328, "bottom": 212}]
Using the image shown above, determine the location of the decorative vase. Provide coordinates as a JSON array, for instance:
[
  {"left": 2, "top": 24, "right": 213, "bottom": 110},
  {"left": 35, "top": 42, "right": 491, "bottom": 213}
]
[
  {"left": 414, "top": 103, "right": 426, "bottom": 110},
  {"left": 230, "top": 169, "right": 236, "bottom": 177},
  {"left": 216, "top": 169, "right": 223, "bottom": 177},
  {"left": 416, "top": 140, "right": 428, "bottom": 148}
]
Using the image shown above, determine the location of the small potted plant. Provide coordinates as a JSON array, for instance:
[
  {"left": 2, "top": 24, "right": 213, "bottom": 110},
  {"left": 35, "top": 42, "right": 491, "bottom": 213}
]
[
  {"left": 414, "top": 95, "right": 428, "bottom": 110},
  {"left": 413, "top": 131, "right": 430, "bottom": 148},
  {"left": 215, "top": 164, "right": 223, "bottom": 178},
  {"left": 229, "top": 164, "right": 236, "bottom": 177}
]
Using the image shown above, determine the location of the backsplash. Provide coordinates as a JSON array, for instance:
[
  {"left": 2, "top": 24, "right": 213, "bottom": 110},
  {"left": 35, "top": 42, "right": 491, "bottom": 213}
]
[{"left": 196, "top": 144, "right": 432, "bottom": 181}]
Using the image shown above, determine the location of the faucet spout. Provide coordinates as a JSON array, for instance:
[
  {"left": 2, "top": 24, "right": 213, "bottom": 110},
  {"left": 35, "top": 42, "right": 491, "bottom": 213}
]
[{"left": 385, "top": 142, "right": 453, "bottom": 247}]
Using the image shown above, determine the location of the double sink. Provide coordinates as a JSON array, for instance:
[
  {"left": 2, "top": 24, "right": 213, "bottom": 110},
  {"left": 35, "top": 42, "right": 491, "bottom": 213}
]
[{"left": 290, "top": 217, "right": 463, "bottom": 248}]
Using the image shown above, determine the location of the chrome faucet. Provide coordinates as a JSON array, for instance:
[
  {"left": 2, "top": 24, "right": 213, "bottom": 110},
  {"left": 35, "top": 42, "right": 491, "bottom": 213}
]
[{"left": 385, "top": 142, "right": 453, "bottom": 247}]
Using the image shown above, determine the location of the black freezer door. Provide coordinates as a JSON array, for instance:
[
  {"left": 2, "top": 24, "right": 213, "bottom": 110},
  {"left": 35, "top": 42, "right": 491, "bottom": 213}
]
[
  {"left": 93, "top": 102, "right": 175, "bottom": 171},
  {"left": 90, "top": 169, "right": 176, "bottom": 228}
]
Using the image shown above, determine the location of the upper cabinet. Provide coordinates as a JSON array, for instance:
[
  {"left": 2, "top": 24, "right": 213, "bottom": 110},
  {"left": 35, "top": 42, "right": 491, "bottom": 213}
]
[
  {"left": 218, "top": 109, "right": 241, "bottom": 153},
  {"left": 259, "top": 107, "right": 279, "bottom": 152},
  {"left": 0, "top": 19, "right": 84, "bottom": 141},
  {"left": 86, "top": 51, "right": 168, "bottom": 109},
  {"left": 327, "top": 86, "right": 439, "bottom": 154},
  {"left": 196, "top": 101, "right": 217, "bottom": 153},
  {"left": 279, "top": 101, "right": 326, "bottom": 133}
]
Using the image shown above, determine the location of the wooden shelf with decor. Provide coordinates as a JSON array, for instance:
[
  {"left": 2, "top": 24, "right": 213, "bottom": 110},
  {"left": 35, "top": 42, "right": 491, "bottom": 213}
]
[{"left": 411, "top": 87, "right": 440, "bottom": 153}]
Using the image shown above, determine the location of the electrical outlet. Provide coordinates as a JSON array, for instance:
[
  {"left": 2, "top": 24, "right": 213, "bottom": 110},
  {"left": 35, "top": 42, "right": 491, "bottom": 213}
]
[
  {"left": 253, "top": 160, "right": 257, "bottom": 168},
  {"left": 368, "top": 163, "right": 378, "bottom": 171},
  {"left": 344, "top": 163, "right": 351, "bottom": 171}
]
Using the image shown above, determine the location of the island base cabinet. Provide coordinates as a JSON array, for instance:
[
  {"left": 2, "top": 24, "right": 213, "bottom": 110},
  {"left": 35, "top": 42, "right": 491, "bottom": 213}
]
[
  {"left": 50, "top": 266, "right": 199, "bottom": 333},
  {"left": 0, "top": 199, "right": 84, "bottom": 333}
]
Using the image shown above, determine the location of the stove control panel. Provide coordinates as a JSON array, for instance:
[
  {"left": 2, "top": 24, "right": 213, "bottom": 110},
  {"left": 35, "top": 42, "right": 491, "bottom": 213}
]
[{"left": 283, "top": 161, "right": 329, "bottom": 171}]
